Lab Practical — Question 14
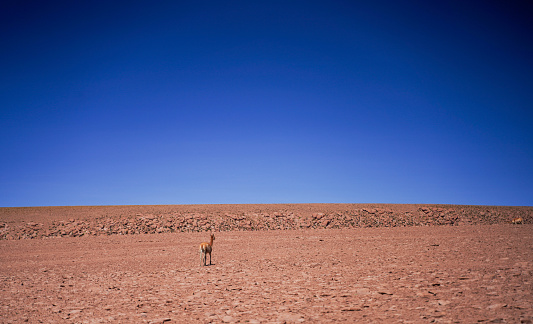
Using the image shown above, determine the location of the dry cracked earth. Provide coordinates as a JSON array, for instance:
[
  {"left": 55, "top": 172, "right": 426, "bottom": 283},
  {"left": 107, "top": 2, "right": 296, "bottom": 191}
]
[{"left": 1, "top": 223, "right": 532, "bottom": 323}]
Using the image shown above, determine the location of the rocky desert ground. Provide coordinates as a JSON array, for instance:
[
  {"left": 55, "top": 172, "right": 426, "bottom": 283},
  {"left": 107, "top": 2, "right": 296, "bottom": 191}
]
[{"left": 1, "top": 204, "right": 532, "bottom": 323}]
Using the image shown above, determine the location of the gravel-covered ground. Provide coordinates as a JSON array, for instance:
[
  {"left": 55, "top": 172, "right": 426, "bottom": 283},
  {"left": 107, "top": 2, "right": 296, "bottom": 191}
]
[
  {"left": 1, "top": 204, "right": 532, "bottom": 323},
  {"left": 1, "top": 219, "right": 532, "bottom": 323}
]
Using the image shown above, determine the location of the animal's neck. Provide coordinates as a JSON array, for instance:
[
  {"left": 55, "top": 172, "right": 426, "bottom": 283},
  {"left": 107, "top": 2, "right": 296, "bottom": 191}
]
[{"left": 210, "top": 236, "right": 213, "bottom": 246}]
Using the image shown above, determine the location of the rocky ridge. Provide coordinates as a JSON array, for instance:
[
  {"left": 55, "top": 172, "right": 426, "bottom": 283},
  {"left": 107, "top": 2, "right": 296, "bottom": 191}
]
[{"left": 1, "top": 204, "right": 531, "bottom": 240}]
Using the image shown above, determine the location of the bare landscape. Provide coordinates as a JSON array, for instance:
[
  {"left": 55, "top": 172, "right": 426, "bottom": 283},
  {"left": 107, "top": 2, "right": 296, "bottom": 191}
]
[{"left": 1, "top": 204, "right": 532, "bottom": 323}]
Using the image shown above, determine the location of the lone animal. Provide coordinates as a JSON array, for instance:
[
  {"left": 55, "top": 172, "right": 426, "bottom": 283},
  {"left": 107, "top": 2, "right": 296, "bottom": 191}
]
[
  {"left": 199, "top": 233, "right": 215, "bottom": 266},
  {"left": 511, "top": 217, "right": 523, "bottom": 224}
]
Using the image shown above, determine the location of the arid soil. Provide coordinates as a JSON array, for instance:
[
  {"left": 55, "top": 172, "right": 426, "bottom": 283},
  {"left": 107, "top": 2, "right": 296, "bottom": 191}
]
[{"left": 1, "top": 204, "right": 532, "bottom": 323}]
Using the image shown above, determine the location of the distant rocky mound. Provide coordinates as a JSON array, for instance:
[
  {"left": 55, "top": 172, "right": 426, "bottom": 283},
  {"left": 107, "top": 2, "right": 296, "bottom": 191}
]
[{"left": 0, "top": 204, "right": 531, "bottom": 240}]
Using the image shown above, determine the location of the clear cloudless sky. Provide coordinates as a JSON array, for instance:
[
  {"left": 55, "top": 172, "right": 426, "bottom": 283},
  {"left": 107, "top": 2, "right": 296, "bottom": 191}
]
[{"left": 1, "top": 0, "right": 532, "bottom": 207}]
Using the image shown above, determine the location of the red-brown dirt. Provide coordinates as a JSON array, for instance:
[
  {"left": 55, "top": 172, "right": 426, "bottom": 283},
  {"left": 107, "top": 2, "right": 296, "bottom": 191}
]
[{"left": 1, "top": 204, "right": 532, "bottom": 323}]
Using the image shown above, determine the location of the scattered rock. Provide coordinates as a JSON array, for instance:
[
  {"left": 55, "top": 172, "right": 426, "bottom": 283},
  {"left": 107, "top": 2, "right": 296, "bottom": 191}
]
[
  {"left": 487, "top": 303, "right": 507, "bottom": 311},
  {"left": 149, "top": 318, "right": 171, "bottom": 324},
  {"left": 0, "top": 205, "right": 530, "bottom": 240},
  {"left": 221, "top": 315, "right": 235, "bottom": 323}
]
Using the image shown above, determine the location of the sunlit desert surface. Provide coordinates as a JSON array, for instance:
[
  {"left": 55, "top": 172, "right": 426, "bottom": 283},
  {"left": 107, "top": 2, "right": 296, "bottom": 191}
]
[{"left": 1, "top": 204, "right": 532, "bottom": 323}]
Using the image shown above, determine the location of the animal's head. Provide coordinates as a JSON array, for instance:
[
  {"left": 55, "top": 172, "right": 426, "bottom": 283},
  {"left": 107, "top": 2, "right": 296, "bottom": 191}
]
[{"left": 211, "top": 233, "right": 215, "bottom": 240}]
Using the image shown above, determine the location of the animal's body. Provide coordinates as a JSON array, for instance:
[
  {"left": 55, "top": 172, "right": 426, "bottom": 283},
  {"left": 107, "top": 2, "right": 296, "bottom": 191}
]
[
  {"left": 199, "top": 234, "right": 215, "bottom": 266},
  {"left": 511, "top": 217, "right": 523, "bottom": 224}
]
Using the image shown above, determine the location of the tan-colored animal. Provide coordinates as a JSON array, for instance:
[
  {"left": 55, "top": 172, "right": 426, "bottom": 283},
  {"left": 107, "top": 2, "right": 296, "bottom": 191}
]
[
  {"left": 199, "top": 233, "right": 215, "bottom": 266},
  {"left": 511, "top": 217, "right": 523, "bottom": 224}
]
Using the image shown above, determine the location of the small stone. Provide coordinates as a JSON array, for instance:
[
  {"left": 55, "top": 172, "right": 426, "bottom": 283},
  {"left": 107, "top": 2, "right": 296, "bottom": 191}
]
[
  {"left": 487, "top": 303, "right": 506, "bottom": 310},
  {"left": 148, "top": 318, "right": 171, "bottom": 324},
  {"left": 355, "top": 288, "right": 371, "bottom": 295},
  {"left": 278, "top": 313, "right": 304, "bottom": 322},
  {"left": 341, "top": 307, "right": 362, "bottom": 312}
]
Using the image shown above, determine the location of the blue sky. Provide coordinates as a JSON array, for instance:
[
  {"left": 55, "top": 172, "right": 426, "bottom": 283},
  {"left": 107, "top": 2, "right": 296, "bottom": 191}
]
[{"left": 1, "top": 1, "right": 532, "bottom": 207}]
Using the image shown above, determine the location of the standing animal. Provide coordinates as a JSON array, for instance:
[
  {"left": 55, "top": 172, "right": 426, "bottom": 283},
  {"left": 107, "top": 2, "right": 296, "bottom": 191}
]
[
  {"left": 511, "top": 217, "right": 523, "bottom": 224},
  {"left": 199, "top": 233, "right": 215, "bottom": 266}
]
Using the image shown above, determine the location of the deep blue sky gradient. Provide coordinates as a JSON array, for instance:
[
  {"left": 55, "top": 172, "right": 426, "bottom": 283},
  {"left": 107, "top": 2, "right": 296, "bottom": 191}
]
[{"left": 1, "top": 1, "right": 532, "bottom": 206}]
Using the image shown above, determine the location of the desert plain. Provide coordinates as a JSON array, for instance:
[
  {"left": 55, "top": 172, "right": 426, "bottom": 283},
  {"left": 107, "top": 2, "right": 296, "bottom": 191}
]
[{"left": 1, "top": 204, "right": 532, "bottom": 323}]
